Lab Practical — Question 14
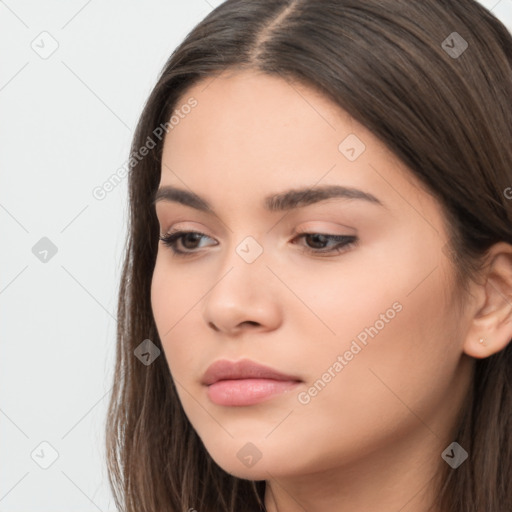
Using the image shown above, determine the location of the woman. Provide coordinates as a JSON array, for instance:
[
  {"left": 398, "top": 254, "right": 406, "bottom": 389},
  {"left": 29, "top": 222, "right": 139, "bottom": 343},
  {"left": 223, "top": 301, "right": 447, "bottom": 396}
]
[{"left": 105, "top": 1, "right": 512, "bottom": 511}]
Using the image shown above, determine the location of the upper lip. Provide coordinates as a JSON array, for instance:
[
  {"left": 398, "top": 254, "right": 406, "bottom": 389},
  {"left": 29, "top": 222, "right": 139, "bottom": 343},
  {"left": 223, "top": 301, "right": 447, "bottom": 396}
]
[{"left": 202, "top": 358, "right": 302, "bottom": 385}]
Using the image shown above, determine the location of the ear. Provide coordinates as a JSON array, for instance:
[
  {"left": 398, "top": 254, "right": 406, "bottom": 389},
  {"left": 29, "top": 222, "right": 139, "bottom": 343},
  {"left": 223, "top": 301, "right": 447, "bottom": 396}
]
[{"left": 463, "top": 242, "right": 512, "bottom": 359}]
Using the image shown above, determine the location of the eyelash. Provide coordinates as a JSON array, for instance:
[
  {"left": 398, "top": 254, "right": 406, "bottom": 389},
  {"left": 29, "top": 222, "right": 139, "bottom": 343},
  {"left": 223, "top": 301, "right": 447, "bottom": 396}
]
[{"left": 158, "top": 229, "right": 357, "bottom": 257}]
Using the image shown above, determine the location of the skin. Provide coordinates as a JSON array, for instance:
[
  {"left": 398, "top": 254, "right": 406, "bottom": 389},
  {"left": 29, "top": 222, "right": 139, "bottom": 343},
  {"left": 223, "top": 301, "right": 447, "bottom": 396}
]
[{"left": 150, "top": 69, "right": 512, "bottom": 512}]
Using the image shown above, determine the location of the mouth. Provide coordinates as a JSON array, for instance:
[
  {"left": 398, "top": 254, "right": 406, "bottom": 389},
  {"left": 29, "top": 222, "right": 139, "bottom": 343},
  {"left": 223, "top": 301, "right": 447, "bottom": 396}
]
[{"left": 202, "top": 358, "right": 302, "bottom": 407}]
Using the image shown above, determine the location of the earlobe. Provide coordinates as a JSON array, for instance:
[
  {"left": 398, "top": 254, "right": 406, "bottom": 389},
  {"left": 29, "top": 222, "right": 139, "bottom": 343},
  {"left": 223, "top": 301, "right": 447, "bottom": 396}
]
[{"left": 462, "top": 242, "right": 512, "bottom": 360}]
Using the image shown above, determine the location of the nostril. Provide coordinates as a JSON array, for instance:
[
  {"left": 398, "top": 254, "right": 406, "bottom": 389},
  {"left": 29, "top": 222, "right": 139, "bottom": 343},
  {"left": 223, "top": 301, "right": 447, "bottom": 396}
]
[{"left": 208, "top": 321, "right": 220, "bottom": 332}]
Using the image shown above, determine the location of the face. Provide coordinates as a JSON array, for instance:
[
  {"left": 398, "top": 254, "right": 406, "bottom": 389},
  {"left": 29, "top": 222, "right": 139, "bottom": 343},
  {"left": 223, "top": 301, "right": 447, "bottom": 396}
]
[{"left": 151, "top": 69, "right": 472, "bottom": 481}]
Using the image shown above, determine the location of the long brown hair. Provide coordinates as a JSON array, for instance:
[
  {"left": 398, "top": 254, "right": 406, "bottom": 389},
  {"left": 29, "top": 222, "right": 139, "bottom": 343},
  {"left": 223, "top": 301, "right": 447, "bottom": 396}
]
[{"left": 105, "top": 1, "right": 512, "bottom": 510}]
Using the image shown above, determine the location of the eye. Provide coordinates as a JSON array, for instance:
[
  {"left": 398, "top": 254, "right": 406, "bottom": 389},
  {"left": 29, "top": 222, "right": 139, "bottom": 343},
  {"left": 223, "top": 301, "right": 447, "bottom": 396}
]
[
  {"left": 292, "top": 233, "right": 357, "bottom": 256},
  {"left": 158, "top": 230, "right": 357, "bottom": 258},
  {"left": 159, "top": 230, "right": 217, "bottom": 255}
]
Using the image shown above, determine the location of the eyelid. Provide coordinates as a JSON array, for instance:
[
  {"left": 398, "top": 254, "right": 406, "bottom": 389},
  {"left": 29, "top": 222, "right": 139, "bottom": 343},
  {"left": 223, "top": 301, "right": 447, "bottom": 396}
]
[
  {"left": 292, "top": 221, "right": 357, "bottom": 237},
  {"left": 158, "top": 221, "right": 215, "bottom": 237},
  {"left": 159, "top": 226, "right": 217, "bottom": 245},
  {"left": 160, "top": 221, "right": 355, "bottom": 241}
]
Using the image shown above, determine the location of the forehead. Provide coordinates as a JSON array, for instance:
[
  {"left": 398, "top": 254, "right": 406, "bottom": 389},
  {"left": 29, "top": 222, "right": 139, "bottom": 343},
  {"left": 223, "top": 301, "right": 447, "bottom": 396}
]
[
  {"left": 164, "top": 69, "right": 353, "bottom": 159},
  {"left": 159, "top": 69, "right": 435, "bottom": 221}
]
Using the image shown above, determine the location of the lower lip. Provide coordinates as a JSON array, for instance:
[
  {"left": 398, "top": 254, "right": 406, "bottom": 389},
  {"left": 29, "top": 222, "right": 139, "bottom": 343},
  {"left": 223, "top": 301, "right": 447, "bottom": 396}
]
[{"left": 206, "top": 378, "right": 300, "bottom": 406}]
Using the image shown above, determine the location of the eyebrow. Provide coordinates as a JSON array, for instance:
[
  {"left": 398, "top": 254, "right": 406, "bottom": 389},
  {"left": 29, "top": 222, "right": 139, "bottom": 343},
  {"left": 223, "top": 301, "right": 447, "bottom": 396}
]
[{"left": 152, "top": 184, "right": 385, "bottom": 212}]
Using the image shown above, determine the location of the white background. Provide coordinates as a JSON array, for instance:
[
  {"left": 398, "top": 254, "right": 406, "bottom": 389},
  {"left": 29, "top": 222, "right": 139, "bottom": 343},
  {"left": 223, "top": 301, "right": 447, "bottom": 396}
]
[{"left": 1, "top": 1, "right": 511, "bottom": 511}]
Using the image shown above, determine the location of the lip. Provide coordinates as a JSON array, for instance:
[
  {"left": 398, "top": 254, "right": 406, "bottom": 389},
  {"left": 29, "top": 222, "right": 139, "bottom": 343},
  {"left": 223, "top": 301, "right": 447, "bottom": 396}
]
[
  {"left": 202, "top": 358, "right": 302, "bottom": 406},
  {"left": 202, "top": 358, "right": 301, "bottom": 385}
]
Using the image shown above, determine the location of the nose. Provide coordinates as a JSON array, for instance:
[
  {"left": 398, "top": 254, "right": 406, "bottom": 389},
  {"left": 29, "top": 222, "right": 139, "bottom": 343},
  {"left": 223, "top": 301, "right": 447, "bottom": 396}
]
[{"left": 201, "top": 247, "right": 283, "bottom": 336}]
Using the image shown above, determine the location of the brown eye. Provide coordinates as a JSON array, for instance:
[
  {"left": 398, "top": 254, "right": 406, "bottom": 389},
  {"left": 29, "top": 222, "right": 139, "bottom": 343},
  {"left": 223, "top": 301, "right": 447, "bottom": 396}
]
[
  {"left": 293, "top": 233, "right": 357, "bottom": 255},
  {"left": 159, "top": 230, "right": 217, "bottom": 255},
  {"left": 179, "top": 232, "right": 203, "bottom": 250}
]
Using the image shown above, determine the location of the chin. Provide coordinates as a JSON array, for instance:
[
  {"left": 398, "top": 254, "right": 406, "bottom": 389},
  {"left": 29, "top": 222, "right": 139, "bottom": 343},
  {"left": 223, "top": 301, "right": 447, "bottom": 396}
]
[{"left": 200, "top": 439, "right": 280, "bottom": 480}]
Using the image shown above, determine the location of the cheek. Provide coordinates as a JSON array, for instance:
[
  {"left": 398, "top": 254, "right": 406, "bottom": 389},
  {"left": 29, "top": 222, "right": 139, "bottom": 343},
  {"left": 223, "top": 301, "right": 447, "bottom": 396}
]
[
  {"left": 151, "top": 254, "right": 208, "bottom": 328},
  {"left": 262, "top": 265, "right": 457, "bottom": 473},
  {"left": 286, "top": 238, "right": 458, "bottom": 412},
  {"left": 150, "top": 258, "right": 204, "bottom": 367},
  {"left": 151, "top": 260, "right": 176, "bottom": 336}
]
